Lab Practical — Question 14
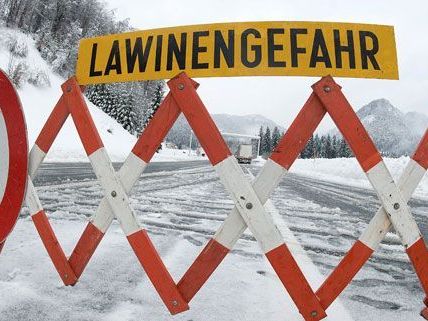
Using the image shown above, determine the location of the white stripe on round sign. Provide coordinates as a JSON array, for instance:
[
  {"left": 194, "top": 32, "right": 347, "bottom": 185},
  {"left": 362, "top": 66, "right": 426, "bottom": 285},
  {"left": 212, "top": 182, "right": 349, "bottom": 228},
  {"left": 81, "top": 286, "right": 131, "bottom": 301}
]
[{"left": 0, "top": 111, "right": 9, "bottom": 202}]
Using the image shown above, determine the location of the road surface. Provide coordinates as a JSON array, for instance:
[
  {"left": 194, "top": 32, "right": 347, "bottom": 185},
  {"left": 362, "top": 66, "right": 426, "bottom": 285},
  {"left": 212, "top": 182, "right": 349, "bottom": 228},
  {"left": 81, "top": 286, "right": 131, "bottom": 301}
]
[{"left": 2, "top": 161, "right": 427, "bottom": 321}]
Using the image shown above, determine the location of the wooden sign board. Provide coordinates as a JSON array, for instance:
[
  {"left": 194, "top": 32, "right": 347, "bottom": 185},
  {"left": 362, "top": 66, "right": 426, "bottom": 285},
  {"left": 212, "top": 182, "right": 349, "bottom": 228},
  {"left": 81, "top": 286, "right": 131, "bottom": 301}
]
[{"left": 76, "top": 21, "right": 399, "bottom": 84}]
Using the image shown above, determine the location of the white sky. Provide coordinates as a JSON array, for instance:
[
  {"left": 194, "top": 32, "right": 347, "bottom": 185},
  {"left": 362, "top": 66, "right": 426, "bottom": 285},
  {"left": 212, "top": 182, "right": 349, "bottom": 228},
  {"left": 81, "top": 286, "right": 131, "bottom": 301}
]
[{"left": 105, "top": 0, "right": 427, "bottom": 132}]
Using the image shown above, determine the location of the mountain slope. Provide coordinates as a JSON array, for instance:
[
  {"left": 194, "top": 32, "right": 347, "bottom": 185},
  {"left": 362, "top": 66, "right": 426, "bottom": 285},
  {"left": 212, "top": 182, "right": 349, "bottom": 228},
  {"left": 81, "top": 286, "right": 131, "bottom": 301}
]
[
  {"left": 167, "top": 113, "right": 284, "bottom": 148},
  {"left": 330, "top": 99, "right": 426, "bottom": 156},
  {"left": 0, "top": 28, "right": 137, "bottom": 161}
]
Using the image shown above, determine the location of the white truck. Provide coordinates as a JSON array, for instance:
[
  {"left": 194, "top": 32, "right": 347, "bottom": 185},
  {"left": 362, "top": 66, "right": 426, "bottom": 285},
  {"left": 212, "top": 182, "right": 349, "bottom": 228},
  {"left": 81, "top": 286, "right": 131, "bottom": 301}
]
[{"left": 236, "top": 144, "right": 253, "bottom": 164}]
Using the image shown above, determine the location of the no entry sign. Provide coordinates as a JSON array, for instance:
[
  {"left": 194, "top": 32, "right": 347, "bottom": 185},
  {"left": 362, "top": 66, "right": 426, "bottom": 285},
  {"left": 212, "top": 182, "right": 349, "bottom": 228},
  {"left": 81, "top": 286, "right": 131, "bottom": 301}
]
[
  {"left": 0, "top": 70, "right": 28, "bottom": 245},
  {"left": 76, "top": 21, "right": 399, "bottom": 85}
]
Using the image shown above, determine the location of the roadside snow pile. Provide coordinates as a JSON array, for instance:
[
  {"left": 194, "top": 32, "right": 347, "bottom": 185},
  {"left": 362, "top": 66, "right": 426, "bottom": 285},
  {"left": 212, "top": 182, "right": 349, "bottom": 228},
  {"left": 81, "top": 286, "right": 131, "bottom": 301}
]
[
  {"left": 289, "top": 157, "right": 428, "bottom": 200},
  {"left": 153, "top": 146, "right": 207, "bottom": 162},
  {"left": 0, "top": 28, "right": 204, "bottom": 163}
]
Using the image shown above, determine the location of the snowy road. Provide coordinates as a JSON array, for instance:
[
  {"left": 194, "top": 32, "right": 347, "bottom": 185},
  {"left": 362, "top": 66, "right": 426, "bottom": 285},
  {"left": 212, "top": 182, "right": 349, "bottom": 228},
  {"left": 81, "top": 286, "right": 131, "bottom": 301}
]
[{"left": 0, "top": 161, "right": 427, "bottom": 321}]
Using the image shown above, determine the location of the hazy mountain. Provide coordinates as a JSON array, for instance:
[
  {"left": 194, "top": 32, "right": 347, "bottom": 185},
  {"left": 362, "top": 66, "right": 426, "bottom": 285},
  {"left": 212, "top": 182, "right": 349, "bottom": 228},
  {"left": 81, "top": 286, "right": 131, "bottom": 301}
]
[
  {"left": 330, "top": 98, "right": 427, "bottom": 156},
  {"left": 211, "top": 114, "right": 284, "bottom": 136},
  {"left": 166, "top": 113, "right": 284, "bottom": 148}
]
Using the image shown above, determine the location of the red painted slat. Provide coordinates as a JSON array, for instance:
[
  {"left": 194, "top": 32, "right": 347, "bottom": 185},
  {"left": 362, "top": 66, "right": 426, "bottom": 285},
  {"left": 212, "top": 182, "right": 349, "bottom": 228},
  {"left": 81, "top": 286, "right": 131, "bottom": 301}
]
[
  {"left": 316, "top": 240, "right": 374, "bottom": 309},
  {"left": 407, "top": 238, "right": 428, "bottom": 294},
  {"left": 413, "top": 130, "right": 428, "bottom": 169},
  {"left": 266, "top": 244, "right": 327, "bottom": 320},
  {"left": 32, "top": 210, "right": 77, "bottom": 285},
  {"left": 61, "top": 77, "right": 104, "bottom": 156},
  {"left": 271, "top": 93, "right": 326, "bottom": 170},
  {"left": 127, "top": 230, "right": 189, "bottom": 314},
  {"left": 168, "top": 73, "right": 231, "bottom": 166},
  {"left": 34, "top": 96, "right": 69, "bottom": 154},
  {"left": 178, "top": 239, "right": 229, "bottom": 302},
  {"left": 69, "top": 222, "right": 104, "bottom": 279},
  {"left": 312, "top": 76, "right": 382, "bottom": 172}
]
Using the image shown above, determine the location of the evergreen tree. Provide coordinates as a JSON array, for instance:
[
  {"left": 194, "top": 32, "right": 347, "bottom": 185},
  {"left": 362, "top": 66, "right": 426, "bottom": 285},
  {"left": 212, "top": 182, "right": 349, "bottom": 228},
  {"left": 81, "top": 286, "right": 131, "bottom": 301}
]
[
  {"left": 262, "top": 127, "right": 272, "bottom": 155},
  {"left": 320, "top": 135, "right": 327, "bottom": 158},
  {"left": 141, "top": 81, "right": 164, "bottom": 131},
  {"left": 258, "top": 126, "right": 264, "bottom": 156},
  {"left": 271, "top": 127, "right": 281, "bottom": 150},
  {"left": 338, "top": 138, "right": 353, "bottom": 157},
  {"left": 324, "top": 135, "right": 334, "bottom": 158},
  {"left": 313, "top": 134, "right": 321, "bottom": 158},
  {"left": 332, "top": 135, "right": 338, "bottom": 158},
  {"left": 301, "top": 135, "right": 315, "bottom": 159}
]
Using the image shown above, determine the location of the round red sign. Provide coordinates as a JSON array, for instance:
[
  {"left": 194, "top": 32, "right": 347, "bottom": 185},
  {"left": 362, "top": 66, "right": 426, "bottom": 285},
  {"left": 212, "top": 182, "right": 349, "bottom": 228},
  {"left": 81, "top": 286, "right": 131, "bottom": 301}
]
[{"left": 0, "top": 69, "right": 28, "bottom": 245}]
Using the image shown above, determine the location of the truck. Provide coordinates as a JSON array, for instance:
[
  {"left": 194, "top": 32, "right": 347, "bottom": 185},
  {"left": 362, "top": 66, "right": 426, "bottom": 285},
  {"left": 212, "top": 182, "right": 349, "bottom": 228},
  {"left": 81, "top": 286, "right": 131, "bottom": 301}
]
[{"left": 235, "top": 144, "right": 253, "bottom": 164}]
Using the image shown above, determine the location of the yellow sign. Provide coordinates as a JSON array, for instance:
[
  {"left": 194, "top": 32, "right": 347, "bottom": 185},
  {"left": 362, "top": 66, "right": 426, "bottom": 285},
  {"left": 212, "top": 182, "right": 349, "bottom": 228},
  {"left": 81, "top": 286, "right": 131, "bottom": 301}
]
[{"left": 76, "top": 21, "right": 398, "bottom": 84}]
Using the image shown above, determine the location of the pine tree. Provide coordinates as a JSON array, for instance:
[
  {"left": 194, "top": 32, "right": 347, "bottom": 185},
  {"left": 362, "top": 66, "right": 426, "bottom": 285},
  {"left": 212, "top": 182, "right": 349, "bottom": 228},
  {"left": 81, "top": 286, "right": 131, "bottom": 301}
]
[
  {"left": 262, "top": 127, "right": 272, "bottom": 155},
  {"left": 332, "top": 135, "right": 338, "bottom": 158},
  {"left": 319, "top": 135, "right": 326, "bottom": 158},
  {"left": 338, "top": 138, "right": 353, "bottom": 157},
  {"left": 325, "top": 135, "right": 334, "bottom": 158},
  {"left": 271, "top": 126, "right": 281, "bottom": 150},
  {"left": 313, "top": 134, "right": 321, "bottom": 158},
  {"left": 301, "top": 135, "right": 315, "bottom": 159},
  {"left": 141, "top": 81, "right": 164, "bottom": 131},
  {"left": 258, "top": 126, "right": 264, "bottom": 155}
]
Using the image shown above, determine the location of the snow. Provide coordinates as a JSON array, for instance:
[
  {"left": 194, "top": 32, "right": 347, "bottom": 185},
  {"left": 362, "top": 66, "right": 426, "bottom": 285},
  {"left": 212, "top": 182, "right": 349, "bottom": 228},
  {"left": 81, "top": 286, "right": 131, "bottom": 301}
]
[
  {"left": 0, "top": 165, "right": 354, "bottom": 321},
  {"left": 0, "top": 28, "right": 205, "bottom": 163},
  {"left": 294, "top": 157, "right": 428, "bottom": 200},
  {"left": 255, "top": 157, "right": 428, "bottom": 200}
]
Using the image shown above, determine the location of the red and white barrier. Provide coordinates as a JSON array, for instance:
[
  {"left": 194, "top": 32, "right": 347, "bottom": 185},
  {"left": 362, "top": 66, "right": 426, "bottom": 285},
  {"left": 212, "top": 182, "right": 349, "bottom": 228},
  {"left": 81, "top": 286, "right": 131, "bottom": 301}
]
[
  {"left": 26, "top": 77, "right": 192, "bottom": 314},
  {"left": 26, "top": 72, "right": 427, "bottom": 320},
  {"left": 0, "top": 70, "right": 28, "bottom": 254},
  {"left": 175, "top": 75, "right": 428, "bottom": 320}
]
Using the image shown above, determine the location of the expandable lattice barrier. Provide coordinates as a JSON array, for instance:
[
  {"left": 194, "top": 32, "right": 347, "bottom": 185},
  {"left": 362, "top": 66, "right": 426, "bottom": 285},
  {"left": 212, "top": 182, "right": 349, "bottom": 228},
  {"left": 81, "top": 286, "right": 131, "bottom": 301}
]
[{"left": 27, "top": 73, "right": 428, "bottom": 320}]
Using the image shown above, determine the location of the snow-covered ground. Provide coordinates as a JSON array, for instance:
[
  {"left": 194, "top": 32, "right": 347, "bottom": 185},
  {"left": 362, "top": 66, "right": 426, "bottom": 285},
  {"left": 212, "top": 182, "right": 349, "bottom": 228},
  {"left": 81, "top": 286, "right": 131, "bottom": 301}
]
[
  {"left": 255, "top": 157, "right": 428, "bottom": 200},
  {"left": 1, "top": 160, "right": 426, "bottom": 321},
  {"left": 0, "top": 164, "right": 354, "bottom": 321},
  {"left": 0, "top": 28, "right": 204, "bottom": 163}
]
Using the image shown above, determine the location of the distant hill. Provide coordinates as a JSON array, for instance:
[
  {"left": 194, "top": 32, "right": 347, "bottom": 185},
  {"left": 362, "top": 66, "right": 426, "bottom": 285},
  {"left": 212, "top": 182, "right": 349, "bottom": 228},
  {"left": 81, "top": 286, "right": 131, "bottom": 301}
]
[
  {"left": 330, "top": 98, "right": 427, "bottom": 156},
  {"left": 166, "top": 113, "right": 284, "bottom": 148}
]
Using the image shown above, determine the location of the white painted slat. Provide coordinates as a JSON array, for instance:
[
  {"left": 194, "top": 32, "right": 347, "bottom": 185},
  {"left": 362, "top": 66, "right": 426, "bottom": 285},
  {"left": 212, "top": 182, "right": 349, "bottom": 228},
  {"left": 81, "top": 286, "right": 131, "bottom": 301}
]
[
  {"left": 88, "top": 148, "right": 140, "bottom": 236},
  {"left": 214, "top": 156, "right": 286, "bottom": 253},
  {"left": 397, "top": 159, "right": 426, "bottom": 200},
  {"left": 361, "top": 159, "right": 426, "bottom": 249},
  {"left": 366, "top": 161, "right": 422, "bottom": 248},
  {"left": 25, "top": 177, "right": 43, "bottom": 215},
  {"left": 91, "top": 152, "right": 147, "bottom": 233},
  {"left": 214, "top": 158, "right": 288, "bottom": 249},
  {"left": 28, "top": 145, "right": 46, "bottom": 179}
]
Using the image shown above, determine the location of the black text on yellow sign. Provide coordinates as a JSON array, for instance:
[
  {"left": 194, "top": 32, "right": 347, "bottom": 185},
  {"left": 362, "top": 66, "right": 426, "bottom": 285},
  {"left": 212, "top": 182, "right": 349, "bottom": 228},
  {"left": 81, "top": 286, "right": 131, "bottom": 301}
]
[{"left": 76, "top": 21, "right": 399, "bottom": 84}]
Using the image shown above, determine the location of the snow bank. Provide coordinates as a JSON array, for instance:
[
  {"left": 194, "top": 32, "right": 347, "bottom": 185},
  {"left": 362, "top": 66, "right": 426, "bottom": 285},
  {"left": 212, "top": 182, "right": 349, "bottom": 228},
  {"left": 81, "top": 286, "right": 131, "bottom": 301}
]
[{"left": 287, "top": 157, "right": 428, "bottom": 200}]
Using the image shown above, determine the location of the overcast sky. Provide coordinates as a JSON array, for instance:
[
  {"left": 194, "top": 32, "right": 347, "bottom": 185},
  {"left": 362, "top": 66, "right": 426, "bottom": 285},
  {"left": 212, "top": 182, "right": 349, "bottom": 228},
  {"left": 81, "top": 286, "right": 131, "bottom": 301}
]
[{"left": 105, "top": 0, "right": 427, "bottom": 132}]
